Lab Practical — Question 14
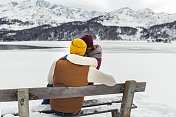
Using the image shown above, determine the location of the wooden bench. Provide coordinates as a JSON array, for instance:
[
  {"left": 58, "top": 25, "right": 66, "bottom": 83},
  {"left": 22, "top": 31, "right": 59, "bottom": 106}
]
[{"left": 0, "top": 80, "right": 146, "bottom": 117}]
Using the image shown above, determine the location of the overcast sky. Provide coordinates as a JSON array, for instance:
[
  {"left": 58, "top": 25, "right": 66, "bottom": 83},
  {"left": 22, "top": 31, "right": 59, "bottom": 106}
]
[
  {"left": 1, "top": 0, "right": 176, "bottom": 13},
  {"left": 47, "top": 0, "right": 176, "bottom": 13}
]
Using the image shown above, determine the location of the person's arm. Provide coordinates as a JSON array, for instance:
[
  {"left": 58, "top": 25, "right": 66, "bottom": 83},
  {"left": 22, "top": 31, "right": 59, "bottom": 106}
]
[
  {"left": 96, "top": 58, "right": 102, "bottom": 70},
  {"left": 47, "top": 61, "right": 56, "bottom": 84},
  {"left": 88, "top": 66, "right": 116, "bottom": 86},
  {"left": 66, "top": 54, "right": 98, "bottom": 68}
]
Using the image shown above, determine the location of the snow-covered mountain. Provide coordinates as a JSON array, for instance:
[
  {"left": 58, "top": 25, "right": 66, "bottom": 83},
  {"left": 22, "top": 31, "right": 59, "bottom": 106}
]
[
  {"left": 0, "top": 0, "right": 102, "bottom": 30},
  {"left": 0, "top": 0, "right": 176, "bottom": 41},
  {"left": 1, "top": 0, "right": 176, "bottom": 31},
  {"left": 89, "top": 7, "right": 176, "bottom": 27}
]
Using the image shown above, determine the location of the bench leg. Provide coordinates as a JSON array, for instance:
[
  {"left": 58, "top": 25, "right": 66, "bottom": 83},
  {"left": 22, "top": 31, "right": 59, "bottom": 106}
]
[
  {"left": 18, "top": 88, "right": 29, "bottom": 117},
  {"left": 119, "top": 80, "right": 136, "bottom": 117},
  {"left": 111, "top": 110, "right": 118, "bottom": 117}
]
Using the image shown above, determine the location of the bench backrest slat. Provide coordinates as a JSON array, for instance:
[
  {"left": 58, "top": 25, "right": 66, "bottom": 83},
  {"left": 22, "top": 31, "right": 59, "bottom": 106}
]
[{"left": 0, "top": 82, "right": 146, "bottom": 102}]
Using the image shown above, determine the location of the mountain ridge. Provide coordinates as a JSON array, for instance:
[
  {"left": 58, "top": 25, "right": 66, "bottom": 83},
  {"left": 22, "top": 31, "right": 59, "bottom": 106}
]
[
  {"left": 1, "top": 0, "right": 176, "bottom": 30},
  {"left": 0, "top": 0, "right": 103, "bottom": 30},
  {"left": 0, "top": 0, "right": 176, "bottom": 41}
]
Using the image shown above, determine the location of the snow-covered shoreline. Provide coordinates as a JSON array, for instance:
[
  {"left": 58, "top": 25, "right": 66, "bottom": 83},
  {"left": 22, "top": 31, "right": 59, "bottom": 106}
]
[{"left": 0, "top": 41, "right": 176, "bottom": 117}]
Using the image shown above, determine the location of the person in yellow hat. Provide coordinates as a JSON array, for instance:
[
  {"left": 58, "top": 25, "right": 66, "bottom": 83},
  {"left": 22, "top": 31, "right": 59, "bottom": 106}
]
[
  {"left": 42, "top": 39, "right": 116, "bottom": 116},
  {"left": 70, "top": 38, "right": 87, "bottom": 56}
]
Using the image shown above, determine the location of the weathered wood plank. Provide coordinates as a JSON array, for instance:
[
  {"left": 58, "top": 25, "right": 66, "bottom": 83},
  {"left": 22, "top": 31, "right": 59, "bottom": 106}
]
[
  {"left": 119, "top": 81, "right": 137, "bottom": 117},
  {"left": 1, "top": 99, "right": 137, "bottom": 117},
  {"left": 37, "top": 103, "right": 136, "bottom": 116},
  {"left": 29, "top": 84, "right": 123, "bottom": 100},
  {"left": 79, "top": 108, "right": 118, "bottom": 116},
  {"left": 83, "top": 98, "right": 122, "bottom": 107},
  {"left": 0, "top": 82, "right": 146, "bottom": 102},
  {"left": 17, "top": 89, "right": 29, "bottom": 117},
  {"left": 0, "top": 89, "right": 17, "bottom": 102},
  {"left": 39, "top": 108, "right": 119, "bottom": 116}
]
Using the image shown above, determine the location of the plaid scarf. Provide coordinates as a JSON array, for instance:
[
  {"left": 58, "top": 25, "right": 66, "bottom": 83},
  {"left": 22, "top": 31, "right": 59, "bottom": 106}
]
[{"left": 89, "top": 46, "right": 102, "bottom": 59}]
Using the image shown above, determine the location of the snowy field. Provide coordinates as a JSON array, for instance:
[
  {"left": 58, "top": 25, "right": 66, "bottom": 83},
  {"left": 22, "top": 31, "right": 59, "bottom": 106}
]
[{"left": 0, "top": 41, "right": 176, "bottom": 117}]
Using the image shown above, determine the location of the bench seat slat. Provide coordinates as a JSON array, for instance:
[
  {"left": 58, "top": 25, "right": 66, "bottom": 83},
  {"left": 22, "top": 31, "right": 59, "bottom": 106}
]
[
  {"left": 36, "top": 103, "right": 137, "bottom": 116},
  {"left": 1, "top": 98, "right": 137, "bottom": 117},
  {"left": 83, "top": 97, "right": 122, "bottom": 107}
]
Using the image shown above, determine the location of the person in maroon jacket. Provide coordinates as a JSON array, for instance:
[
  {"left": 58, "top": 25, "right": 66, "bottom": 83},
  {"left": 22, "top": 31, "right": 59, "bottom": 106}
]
[
  {"left": 80, "top": 35, "right": 102, "bottom": 85},
  {"left": 80, "top": 35, "right": 102, "bottom": 70}
]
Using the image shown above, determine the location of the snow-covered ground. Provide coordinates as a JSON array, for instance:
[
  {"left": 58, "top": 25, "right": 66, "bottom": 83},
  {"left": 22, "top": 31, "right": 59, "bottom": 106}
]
[{"left": 0, "top": 41, "right": 176, "bottom": 117}]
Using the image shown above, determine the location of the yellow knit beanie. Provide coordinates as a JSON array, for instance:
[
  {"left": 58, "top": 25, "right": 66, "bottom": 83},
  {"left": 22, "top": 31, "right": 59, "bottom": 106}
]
[{"left": 70, "top": 39, "right": 87, "bottom": 56}]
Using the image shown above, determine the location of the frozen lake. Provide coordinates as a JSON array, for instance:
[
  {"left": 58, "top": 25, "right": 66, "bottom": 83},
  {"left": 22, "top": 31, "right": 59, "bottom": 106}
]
[{"left": 0, "top": 41, "right": 176, "bottom": 117}]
